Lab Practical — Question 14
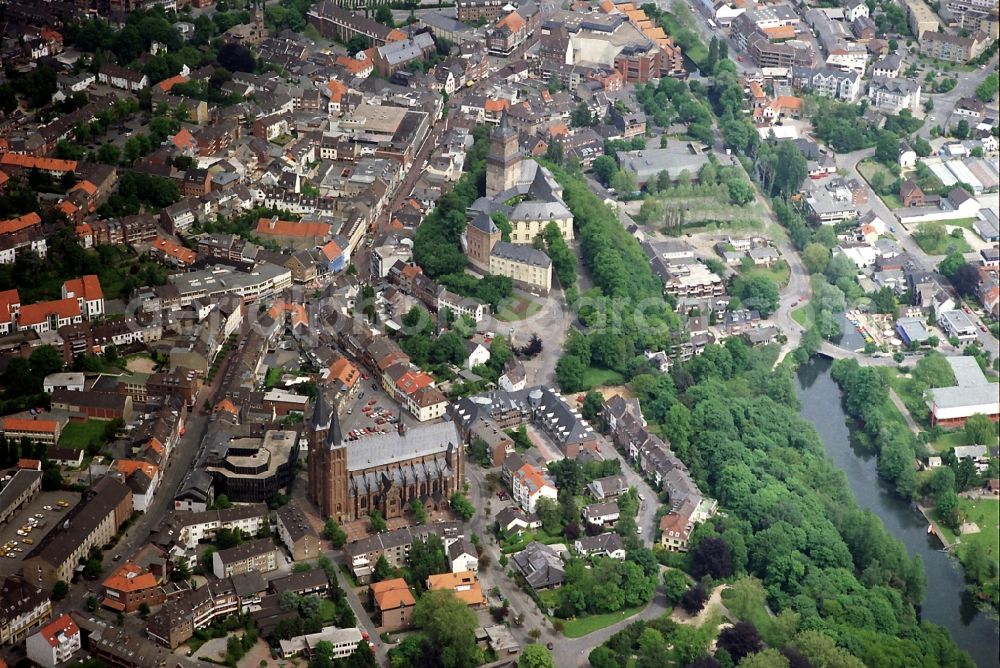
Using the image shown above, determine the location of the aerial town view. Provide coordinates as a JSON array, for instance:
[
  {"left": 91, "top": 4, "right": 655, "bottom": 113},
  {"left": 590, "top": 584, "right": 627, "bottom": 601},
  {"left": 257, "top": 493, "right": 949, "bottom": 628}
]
[{"left": 0, "top": 0, "right": 996, "bottom": 665}]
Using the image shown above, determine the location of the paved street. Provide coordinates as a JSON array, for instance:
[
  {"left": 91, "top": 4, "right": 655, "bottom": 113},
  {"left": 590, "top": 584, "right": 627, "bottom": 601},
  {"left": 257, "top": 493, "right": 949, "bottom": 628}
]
[{"left": 57, "top": 413, "right": 209, "bottom": 614}]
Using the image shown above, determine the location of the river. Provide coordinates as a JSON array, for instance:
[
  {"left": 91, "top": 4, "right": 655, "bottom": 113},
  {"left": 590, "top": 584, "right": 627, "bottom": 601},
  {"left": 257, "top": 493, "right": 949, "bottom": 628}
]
[{"left": 795, "top": 357, "right": 1000, "bottom": 668}]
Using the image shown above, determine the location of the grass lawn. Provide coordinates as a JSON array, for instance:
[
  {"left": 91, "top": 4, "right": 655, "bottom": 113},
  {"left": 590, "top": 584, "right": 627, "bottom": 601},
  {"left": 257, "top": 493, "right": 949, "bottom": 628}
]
[
  {"left": 318, "top": 598, "right": 338, "bottom": 622},
  {"left": 955, "top": 499, "right": 1000, "bottom": 563},
  {"left": 912, "top": 229, "right": 973, "bottom": 255},
  {"left": 791, "top": 304, "right": 813, "bottom": 328},
  {"left": 742, "top": 261, "right": 790, "bottom": 288},
  {"left": 936, "top": 498, "right": 1000, "bottom": 567},
  {"left": 881, "top": 193, "right": 903, "bottom": 209},
  {"left": 879, "top": 368, "right": 930, "bottom": 427},
  {"left": 495, "top": 296, "right": 542, "bottom": 322},
  {"left": 264, "top": 366, "right": 283, "bottom": 388},
  {"left": 555, "top": 604, "right": 647, "bottom": 638},
  {"left": 581, "top": 367, "right": 625, "bottom": 391},
  {"left": 538, "top": 589, "right": 560, "bottom": 609},
  {"left": 927, "top": 429, "right": 972, "bottom": 453},
  {"left": 500, "top": 528, "right": 564, "bottom": 554},
  {"left": 858, "top": 160, "right": 895, "bottom": 187},
  {"left": 58, "top": 420, "right": 107, "bottom": 450},
  {"left": 938, "top": 218, "right": 979, "bottom": 231}
]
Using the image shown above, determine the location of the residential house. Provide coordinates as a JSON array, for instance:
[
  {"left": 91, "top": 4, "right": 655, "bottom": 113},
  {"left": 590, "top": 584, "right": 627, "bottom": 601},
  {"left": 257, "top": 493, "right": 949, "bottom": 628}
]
[
  {"left": 574, "top": 533, "right": 626, "bottom": 560},
  {"left": 581, "top": 501, "right": 620, "bottom": 527},
  {"left": 511, "top": 541, "right": 564, "bottom": 589},
  {"left": 25, "top": 614, "right": 80, "bottom": 667},
  {"left": 0, "top": 576, "right": 51, "bottom": 645},
  {"left": 370, "top": 579, "right": 415, "bottom": 631},
  {"left": 212, "top": 539, "right": 278, "bottom": 579},
  {"left": 511, "top": 463, "right": 557, "bottom": 514},
  {"left": 425, "top": 571, "right": 485, "bottom": 606}
]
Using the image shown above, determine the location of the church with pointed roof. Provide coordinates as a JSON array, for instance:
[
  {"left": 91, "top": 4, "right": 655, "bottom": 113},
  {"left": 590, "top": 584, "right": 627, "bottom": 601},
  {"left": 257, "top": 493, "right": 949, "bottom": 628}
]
[{"left": 307, "top": 390, "right": 464, "bottom": 523}]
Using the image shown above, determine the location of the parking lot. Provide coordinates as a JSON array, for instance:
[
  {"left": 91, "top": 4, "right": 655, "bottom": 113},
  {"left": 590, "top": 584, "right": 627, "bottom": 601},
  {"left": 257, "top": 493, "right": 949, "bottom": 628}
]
[
  {"left": 0, "top": 489, "right": 82, "bottom": 577},
  {"left": 339, "top": 380, "right": 411, "bottom": 441}
]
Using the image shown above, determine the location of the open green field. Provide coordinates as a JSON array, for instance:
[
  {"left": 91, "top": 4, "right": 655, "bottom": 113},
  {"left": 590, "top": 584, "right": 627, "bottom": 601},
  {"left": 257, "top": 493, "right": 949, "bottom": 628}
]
[
  {"left": 581, "top": 367, "right": 625, "bottom": 391},
  {"left": 554, "top": 604, "right": 648, "bottom": 638},
  {"left": 500, "top": 528, "right": 564, "bottom": 554},
  {"left": 935, "top": 218, "right": 980, "bottom": 231},
  {"left": 858, "top": 160, "right": 893, "bottom": 184},
  {"left": 652, "top": 183, "right": 767, "bottom": 233},
  {"left": 58, "top": 420, "right": 107, "bottom": 451},
  {"left": 538, "top": 589, "right": 559, "bottom": 609}
]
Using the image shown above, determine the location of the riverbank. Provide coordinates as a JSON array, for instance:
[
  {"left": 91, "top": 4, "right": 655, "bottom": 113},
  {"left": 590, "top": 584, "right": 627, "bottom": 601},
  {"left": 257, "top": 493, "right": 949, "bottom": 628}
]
[
  {"left": 796, "top": 357, "right": 1000, "bottom": 668},
  {"left": 915, "top": 501, "right": 954, "bottom": 549}
]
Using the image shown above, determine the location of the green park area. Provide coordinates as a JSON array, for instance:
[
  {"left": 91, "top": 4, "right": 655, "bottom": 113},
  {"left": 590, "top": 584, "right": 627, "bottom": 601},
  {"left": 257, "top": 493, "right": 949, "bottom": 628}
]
[{"left": 580, "top": 367, "right": 625, "bottom": 391}]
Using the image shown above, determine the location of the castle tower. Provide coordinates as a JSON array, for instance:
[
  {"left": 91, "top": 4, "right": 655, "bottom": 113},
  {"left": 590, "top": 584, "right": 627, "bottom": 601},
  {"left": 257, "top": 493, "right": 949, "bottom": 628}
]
[
  {"left": 486, "top": 111, "right": 522, "bottom": 198},
  {"left": 465, "top": 212, "right": 501, "bottom": 272},
  {"left": 308, "top": 389, "right": 349, "bottom": 522}
]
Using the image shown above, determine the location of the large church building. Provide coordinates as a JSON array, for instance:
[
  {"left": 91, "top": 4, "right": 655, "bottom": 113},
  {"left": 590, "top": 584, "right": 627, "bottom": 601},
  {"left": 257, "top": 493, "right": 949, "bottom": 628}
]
[{"left": 307, "top": 391, "right": 464, "bottom": 523}]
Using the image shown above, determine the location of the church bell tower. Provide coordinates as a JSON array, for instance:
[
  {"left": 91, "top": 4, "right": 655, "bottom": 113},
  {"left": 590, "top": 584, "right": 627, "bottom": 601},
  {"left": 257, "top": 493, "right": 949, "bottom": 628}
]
[{"left": 308, "top": 389, "right": 349, "bottom": 522}]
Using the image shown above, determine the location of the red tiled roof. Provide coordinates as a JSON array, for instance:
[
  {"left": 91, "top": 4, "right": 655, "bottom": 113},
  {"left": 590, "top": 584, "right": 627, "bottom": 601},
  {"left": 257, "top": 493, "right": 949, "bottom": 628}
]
[
  {"left": 103, "top": 561, "right": 158, "bottom": 593},
  {"left": 396, "top": 370, "right": 434, "bottom": 395},
  {"left": 157, "top": 74, "right": 189, "bottom": 92},
  {"left": 63, "top": 274, "right": 103, "bottom": 302},
  {"left": 2, "top": 418, "right": 57, "bottom": 433},
  {"left": 372, "top": 578, "right": 416, "bottom": 610},
  {"left": 497, "top": 11, "right": 525, "bottom": 32},
  {"left": 152, "top": 236, "right": 197, "bottom": 265},
  {"left": 0, "top": 153, "right": 76, "bottom": 172},
  {"left": 71, "top": 180, "right": 97, "bottom": 196},
  {"left": 320, "top": 239, "right": 343, "bottom": 261},
  {"left": 39, "top": 614, "right": 79, "bottom": 647},
  {"left": 326, "top": 79, "right": 348, "bottom": 103},
  {"left": 116, "top": 459, "right": 158, "bottom": 480},
  {"left": 0, "top": 289, "right": 19, "bottom": 319},
  {"left": 0, "top": 212, "right": 41, "bottom": 236},
  {"left": 18, "top": 297, "right": 81, "bottom": 326}
]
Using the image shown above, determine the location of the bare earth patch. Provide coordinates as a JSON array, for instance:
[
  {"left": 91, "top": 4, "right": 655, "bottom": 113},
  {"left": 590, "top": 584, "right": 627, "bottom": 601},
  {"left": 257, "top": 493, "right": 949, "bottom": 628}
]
[
  {"left": 960, "top": 522, "right": 981, "bottom": 535},
  {"left": 126, "top": 357, "right": 157, "bottom": 374}
]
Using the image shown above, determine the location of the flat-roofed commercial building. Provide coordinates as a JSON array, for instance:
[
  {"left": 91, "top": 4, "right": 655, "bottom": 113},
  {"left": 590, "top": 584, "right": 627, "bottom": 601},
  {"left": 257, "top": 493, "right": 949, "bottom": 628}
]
[{"left": 927, "top": 356, "right": 1000, "bottom": 427}]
